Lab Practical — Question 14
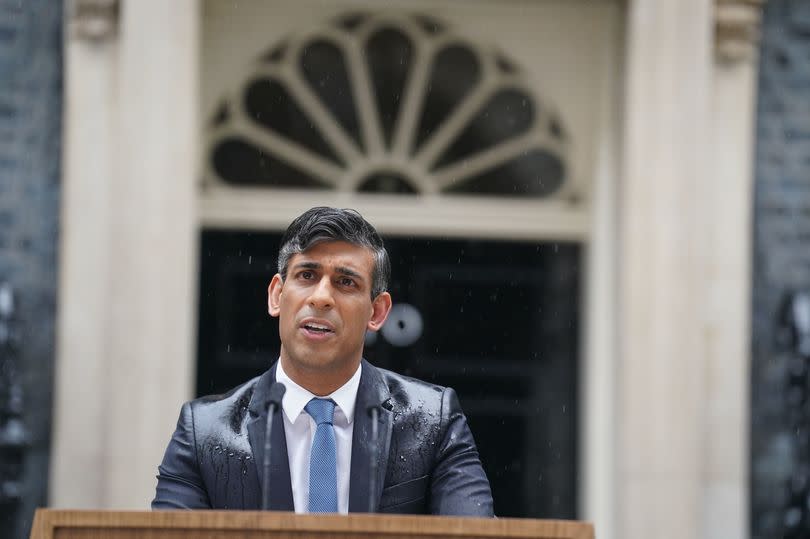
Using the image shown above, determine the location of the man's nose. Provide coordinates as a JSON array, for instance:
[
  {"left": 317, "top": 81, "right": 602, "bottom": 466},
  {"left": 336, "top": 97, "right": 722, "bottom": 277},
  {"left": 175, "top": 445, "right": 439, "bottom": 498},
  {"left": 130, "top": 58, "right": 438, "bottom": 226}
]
[{"left": 308, "top": 277, "right": 334, "bottom": 309}]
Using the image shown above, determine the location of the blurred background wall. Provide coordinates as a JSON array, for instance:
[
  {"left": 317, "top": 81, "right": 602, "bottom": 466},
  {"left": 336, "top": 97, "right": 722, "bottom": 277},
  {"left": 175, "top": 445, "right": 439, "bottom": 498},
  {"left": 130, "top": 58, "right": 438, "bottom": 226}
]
[
  {"left": 750, "top": 2, "right": 810, "bottom": 537},
  {"left": 0, "top": 1, "right": 63, "bottom": 538},
  {"left": 3, "top": 0, "right": 807, "bottom": 538}
]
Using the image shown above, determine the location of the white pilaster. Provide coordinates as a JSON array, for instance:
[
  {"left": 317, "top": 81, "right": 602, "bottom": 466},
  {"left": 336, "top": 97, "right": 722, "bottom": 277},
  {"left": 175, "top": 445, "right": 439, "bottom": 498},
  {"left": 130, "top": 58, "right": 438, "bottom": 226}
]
[
  {"left": 701, "top": 20, "right": 760, "bottom": 539},
  {"left": 618, "top": 1, "right": 713, "bottom": 538},
  {"left": 51, "top": 0, "right": 199, "bottom": 508},
  {"left": 51, "top": 9, "right": 119, "bottom": 508}
]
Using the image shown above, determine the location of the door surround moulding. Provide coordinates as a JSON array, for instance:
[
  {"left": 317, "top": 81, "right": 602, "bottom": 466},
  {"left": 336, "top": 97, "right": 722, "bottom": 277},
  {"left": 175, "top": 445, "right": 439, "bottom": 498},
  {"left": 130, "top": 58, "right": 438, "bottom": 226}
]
[{"left": 715, "top": 0, "right": 766, "bottom": 62}]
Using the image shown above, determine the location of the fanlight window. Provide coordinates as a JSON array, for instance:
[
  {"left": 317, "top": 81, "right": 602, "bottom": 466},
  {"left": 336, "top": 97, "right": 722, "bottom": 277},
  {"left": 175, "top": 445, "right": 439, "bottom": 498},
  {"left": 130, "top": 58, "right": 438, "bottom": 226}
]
[{"left": 207, "top": 12, "right": 570, "bottom": 198}]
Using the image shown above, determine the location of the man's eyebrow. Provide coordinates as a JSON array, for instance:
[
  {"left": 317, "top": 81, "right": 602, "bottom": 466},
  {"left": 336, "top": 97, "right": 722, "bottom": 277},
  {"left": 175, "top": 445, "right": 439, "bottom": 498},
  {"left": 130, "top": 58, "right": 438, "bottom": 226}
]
[
  {"left": 335, "top": 266, "right": 364, "bottom": 280},
  {"left": 290, "top": 262, "right": 364, "bottom": 280},
  {"left": 291, "top": 261, "right": 321, "bottom": 271}
]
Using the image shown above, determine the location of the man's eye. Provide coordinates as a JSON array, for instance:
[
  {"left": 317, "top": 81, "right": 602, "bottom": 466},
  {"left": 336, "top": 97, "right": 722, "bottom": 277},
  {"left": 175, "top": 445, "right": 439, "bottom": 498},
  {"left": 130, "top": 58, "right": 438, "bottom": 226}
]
[
  {"left": 300, "top": 271, "right": 313, "bottom": 280},
  {"left": 339, "top": 277, "right": 356, "bottom": 287}
]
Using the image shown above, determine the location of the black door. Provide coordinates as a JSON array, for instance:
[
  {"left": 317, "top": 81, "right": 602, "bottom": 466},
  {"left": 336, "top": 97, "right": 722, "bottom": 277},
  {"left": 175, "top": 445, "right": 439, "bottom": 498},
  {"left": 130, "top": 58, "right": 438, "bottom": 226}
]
[{"left": 197, "top": 229, "right": 580, "bottom": 518}]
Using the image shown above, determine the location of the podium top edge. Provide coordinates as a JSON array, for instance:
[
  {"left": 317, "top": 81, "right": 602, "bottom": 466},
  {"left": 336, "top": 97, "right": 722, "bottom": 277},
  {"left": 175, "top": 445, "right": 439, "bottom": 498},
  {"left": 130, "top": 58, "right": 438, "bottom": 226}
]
[{"left": 32, "top": 509, "right": 594, "bottom": 539}]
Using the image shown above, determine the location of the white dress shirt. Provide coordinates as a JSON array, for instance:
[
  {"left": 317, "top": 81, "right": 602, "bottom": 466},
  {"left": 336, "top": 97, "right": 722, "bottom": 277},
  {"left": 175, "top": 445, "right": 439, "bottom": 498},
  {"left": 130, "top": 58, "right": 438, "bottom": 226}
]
[{"left": 276, "top": 360, "right": 361, "bottom": 514}]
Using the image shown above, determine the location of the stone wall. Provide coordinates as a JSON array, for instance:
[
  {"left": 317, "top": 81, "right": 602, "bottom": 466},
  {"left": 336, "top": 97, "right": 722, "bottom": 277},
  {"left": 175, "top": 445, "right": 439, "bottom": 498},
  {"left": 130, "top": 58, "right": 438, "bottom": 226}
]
[
  {"left": 0, "top": 1, "right": 62, "bottom": 538},
  {"left": 751, "top": 1, "right": 810, "bottom": 537}
]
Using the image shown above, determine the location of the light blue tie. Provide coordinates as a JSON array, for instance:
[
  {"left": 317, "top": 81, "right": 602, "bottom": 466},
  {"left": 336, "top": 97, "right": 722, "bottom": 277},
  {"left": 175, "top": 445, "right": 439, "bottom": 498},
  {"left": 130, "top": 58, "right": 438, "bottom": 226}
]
[{"left": 305, "top": 398, "right": 338, "bottom": 513}]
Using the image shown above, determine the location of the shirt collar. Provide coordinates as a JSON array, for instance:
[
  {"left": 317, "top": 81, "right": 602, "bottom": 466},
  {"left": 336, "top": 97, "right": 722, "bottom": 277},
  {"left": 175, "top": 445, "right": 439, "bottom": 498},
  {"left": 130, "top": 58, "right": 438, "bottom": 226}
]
[{"left": 275, "top": 359, "right": 362, "bottom": 426}]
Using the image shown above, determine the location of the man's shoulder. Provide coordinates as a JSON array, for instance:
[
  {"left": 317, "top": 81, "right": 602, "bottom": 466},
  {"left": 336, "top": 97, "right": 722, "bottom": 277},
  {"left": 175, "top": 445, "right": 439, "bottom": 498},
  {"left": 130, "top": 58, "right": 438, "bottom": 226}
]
[
  {"left": 191, "top": 374, "right": 261, "bottom": 406},
  {"left": 184, "top": 375, "right": 262, "bottom": 431},
  {"left": 373, "top": 365, "right": 449, "bottom": 412}
]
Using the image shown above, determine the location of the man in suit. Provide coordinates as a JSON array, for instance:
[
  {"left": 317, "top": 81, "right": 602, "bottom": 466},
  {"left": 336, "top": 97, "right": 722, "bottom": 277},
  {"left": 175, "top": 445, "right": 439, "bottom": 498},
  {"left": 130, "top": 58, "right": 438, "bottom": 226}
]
[{"left": 152, "top": 207, "right": 493, "bottom": 515}]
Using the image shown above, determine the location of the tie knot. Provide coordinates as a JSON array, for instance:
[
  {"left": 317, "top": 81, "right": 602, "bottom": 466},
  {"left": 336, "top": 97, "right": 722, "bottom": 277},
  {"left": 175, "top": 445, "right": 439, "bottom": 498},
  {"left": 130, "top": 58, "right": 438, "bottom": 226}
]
[{"left": 305, "top": 398, "right": 336, "bottom": 425}]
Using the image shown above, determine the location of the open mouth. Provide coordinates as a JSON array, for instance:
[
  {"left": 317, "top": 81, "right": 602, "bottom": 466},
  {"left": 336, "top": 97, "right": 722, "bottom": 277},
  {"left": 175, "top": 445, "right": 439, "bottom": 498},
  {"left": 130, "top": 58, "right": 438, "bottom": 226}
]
[{"left": 301, "top": 322, "right": 335, "bottom": 335}]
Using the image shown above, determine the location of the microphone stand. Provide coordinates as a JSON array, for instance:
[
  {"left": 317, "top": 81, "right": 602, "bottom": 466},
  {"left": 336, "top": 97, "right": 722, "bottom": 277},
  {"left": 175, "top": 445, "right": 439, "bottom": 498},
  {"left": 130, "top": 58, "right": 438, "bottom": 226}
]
[
  {"left": 367, "top": 405, "right": 380, "bottom": 513},
  {"left": 262, "top": 382, "right": 286, "bottom": 510}
]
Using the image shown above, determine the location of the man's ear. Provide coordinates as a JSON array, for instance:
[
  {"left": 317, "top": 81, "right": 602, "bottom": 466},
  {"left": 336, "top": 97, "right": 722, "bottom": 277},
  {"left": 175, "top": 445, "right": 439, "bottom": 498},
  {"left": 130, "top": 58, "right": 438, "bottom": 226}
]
[
  {"left": 268, "top": 274, "right": 283, "bottom": 317},
  {"left": 367, "top": 292, "right": 392, "bottom": 331}
]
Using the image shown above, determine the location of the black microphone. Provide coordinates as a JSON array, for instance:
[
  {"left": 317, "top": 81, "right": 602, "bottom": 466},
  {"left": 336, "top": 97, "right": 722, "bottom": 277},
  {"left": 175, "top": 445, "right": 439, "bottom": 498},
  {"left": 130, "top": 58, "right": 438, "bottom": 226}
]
[
  {"left": 262, "top": 382, "right": 286, "bottom": 510},
  {"left": 367, "top": 405, "right": 380, "bottom": 513}
]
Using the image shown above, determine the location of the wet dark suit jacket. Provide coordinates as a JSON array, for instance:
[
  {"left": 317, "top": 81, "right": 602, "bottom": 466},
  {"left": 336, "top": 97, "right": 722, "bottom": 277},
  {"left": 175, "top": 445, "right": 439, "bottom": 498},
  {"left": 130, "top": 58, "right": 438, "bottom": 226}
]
[{"left": 152, "top": 359, "right": 494, "bottom": 516}]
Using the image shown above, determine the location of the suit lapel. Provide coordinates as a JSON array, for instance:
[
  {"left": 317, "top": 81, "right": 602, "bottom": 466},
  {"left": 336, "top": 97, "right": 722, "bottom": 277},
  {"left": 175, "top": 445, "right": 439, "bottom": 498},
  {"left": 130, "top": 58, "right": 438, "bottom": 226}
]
[
  {"left": 247, "top": 362, "right": 294, "bottom": 511},
  {"left": 348, "top": 360, "right": 393, "bottom": 513}
]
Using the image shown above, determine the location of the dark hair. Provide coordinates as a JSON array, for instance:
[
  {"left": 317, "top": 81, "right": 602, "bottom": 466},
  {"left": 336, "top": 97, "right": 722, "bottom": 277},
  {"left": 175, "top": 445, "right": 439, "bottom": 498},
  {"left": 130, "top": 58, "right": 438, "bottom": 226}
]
[{"left": 277, "top": 207, "right": 391, "bottom": 298}]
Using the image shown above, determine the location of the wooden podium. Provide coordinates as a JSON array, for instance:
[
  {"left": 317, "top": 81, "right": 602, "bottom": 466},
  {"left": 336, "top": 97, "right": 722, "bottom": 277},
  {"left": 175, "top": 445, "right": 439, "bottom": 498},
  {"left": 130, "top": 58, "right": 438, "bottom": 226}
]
[{"left": 30, "top": 510, "right": 594, "bottom": 539}]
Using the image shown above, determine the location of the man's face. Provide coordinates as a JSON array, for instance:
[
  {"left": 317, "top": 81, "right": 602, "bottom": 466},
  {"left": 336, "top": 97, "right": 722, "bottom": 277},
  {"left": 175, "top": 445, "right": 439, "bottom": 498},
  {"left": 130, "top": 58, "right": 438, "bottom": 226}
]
[{"left": 268, "top": 241, "right": 391, "bottom": 388}]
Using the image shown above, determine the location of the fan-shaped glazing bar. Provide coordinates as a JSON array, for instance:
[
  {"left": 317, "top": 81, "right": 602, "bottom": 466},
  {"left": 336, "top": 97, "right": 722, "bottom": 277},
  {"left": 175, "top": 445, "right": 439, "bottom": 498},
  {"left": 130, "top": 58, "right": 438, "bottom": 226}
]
[
  {"left": 210, "top": 137, "right": 333, "bottom": 189},
  {"left": 296, "top": 36, "right": 363, "bottom": 148},
  {"left": 241, "top": 71, "right": 345, "bottom": 166},
  {"left": 389, "top": 36, "right": 430, "bottom": 159},
  {"left": 246, "top": 63, "right": 360, "bottom": 174},
  {"left": 343, "top": 38, "right": 384, "bottom": 155},
  {"left": 355, "top": 15, "right": 427, "bottom": 153},
  {"left": 365, "top": 27, "right": 413, "bottom": 148},
  {"left": 413, "top": 78, "right": 512, "bottom": 169},
  {"left": 432, "top": 129, "right": 566, "bottom": 191},
  {"left": 287, "top": 32, "right": 367, "bottom": 162},
  {"left": 391, "top": 34, "right": 482, "bottom": 161},
  {"left": 412, "top": 41, "right": 484, "bottom": 157},
  {"left": 364, "top": 16, "right": 433, "bottom": 159},
  {"left": 432, "top": 87, "right": 535, "bottom": 170},
  {"left": 214, "top": 115, "right": 344, "bottom": 188}
]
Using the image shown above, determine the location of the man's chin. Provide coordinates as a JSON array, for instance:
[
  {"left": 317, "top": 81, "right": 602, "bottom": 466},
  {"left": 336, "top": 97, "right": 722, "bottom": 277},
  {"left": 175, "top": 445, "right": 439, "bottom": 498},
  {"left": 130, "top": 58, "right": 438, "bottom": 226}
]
[{"left": 285, "top": 349, "right": 341, "bottom": 371}]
